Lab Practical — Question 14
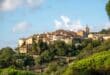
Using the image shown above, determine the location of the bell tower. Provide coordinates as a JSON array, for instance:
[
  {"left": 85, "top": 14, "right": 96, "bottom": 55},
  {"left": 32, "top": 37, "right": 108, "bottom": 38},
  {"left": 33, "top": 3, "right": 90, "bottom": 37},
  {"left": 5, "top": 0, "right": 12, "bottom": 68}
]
[{"left": 85, "top": 25, "right": 90, "bottom": 36}]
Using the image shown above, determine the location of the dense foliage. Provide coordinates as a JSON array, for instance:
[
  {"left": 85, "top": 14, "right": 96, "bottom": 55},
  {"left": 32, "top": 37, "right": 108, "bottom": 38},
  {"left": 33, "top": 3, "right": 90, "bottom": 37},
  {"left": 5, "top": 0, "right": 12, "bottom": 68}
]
[
  {"left": 62, "top": 50, "right": 110, "bottom": 75},
  {"left": 0, "top": 47, "right": 15, "bottom": 68},
  {"left": 40, "top": 39, "right": 110, "bottom": 75},
  {"left": 100, "top": 28, "right": 110, "bottom": 34},
  {"left": 106, "top": 0, "right": 110, "bottom": 18},
  {"left": 0, "top": 68, "right": 36, "bottom": 75},
  {"left": 0, "top": 47, "right": 35, "bottom": 70},
  {"left": 1, "top": 38, "right": 110, "bottom": 75}
]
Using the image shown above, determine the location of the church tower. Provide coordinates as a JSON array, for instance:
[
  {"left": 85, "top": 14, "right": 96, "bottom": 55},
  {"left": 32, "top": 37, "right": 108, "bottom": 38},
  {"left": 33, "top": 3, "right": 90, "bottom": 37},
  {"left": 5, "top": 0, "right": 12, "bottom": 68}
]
[{"left": 85, "top": 25, "right": 90, "bottom": 36}]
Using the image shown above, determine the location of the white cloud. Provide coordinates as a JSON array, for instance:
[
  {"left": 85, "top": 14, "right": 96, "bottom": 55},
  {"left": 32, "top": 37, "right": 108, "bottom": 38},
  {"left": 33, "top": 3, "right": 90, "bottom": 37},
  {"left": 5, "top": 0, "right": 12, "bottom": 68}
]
[
  {"left": 54, "top": 16, "right": 85, "bottom": 32},
  {"left": 0, "top": 0, "right": 44, "bottom": 11},
  {"left": 12, "top": 21, "right": 31, "bottom": 33}
]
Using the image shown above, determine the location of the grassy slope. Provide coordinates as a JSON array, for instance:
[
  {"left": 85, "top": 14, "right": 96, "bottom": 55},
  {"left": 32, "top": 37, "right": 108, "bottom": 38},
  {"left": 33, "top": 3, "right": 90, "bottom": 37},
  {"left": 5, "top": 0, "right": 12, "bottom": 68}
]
[
  {"left": 0, "top": 68, "right": 36, "bottom": 75},
  {"left": 63, "top": 50, "right": 110, "bottom": 75}
]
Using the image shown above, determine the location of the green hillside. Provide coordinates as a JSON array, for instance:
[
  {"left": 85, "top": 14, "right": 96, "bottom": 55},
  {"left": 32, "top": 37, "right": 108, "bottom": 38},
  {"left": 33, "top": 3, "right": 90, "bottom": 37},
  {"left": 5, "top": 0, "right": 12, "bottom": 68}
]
[
  {"left": 0, "top": 68, "right": 36, "bottom": 75},
  {"left": 63, "top": 50, "right": 110, "bottom": 75}
]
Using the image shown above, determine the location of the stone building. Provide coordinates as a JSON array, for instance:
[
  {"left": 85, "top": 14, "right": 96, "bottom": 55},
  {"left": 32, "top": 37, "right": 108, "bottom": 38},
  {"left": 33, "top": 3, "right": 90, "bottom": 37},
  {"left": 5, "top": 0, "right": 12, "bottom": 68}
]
[
  {"left": 88, "top": 33, "right": 110, "bottom": 41},
  {"left": 18, "top": 27, "right": 90, "bottom": 54}
]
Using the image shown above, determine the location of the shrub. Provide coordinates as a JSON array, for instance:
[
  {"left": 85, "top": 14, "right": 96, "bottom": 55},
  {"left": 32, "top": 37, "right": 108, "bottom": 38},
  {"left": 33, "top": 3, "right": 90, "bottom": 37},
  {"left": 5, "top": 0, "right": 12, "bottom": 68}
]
[
  {"left": 0, "top": 68, "right": 36, "bottom": 75},
  {"left": 62, "top": 51, "right": 110, "bottom": 75}
]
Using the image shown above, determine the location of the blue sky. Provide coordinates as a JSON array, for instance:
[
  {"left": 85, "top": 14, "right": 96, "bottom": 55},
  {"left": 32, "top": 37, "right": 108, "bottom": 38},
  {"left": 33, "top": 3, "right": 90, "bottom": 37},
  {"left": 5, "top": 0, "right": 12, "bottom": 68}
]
[{"left": 0, "top": 0, "right": 109, "bottom": 48}]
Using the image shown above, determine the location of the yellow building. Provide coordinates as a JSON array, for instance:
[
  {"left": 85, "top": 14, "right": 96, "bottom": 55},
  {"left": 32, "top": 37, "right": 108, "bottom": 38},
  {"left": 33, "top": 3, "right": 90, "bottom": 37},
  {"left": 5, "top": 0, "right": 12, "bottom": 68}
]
[
  {"left": 76, "top": 26, "right": 90, "bottom": 38},
  {"left": 18, "top": 38, "right": 28, "bottom": 53},
  {"left": 88, "top": 34, "right": 101, "bottom": 40},
  {"left": 18, "top": 39, "right": 25, "bottom": 47},
  {"left": 25, "top": 37, "right": 33, "bottom": 45},
  {"left": 76, "top": 30, "right": 85, "bottom": 37}
]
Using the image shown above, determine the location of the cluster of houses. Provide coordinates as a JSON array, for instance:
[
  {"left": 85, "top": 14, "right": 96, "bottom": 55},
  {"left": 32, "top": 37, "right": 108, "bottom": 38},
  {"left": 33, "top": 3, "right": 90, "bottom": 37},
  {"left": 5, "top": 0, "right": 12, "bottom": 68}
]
[
  {"left": 88, "top": 33, "right": 110, "bottom": 40},
  {"left": 18, "top": 26, "right": 110, "bottom": 54}
]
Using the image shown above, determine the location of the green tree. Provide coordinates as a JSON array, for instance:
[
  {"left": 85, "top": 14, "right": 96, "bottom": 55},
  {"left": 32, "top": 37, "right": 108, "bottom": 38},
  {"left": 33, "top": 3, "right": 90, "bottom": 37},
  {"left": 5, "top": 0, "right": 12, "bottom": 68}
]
[
  {"left": 78, "top": 43, "right": 93, "bottom": 59},
  {"left": 54, "top": 41, "right": 67, "bottom": 56},
  {"left": 37, "top": 39, "right": 48, "bottom": 54},
  {"left": 14, "top": 54, "right": 35, "bottom": 70},
  {"left": 41, "top": 50, "right": 54, "bottom": 63},
  {"left": 45, "top": 61, "right": 66, "bottom": 75},
  {"left": 0, "top": 47, "right": 15, "bottom": 68},
  {"left": 81, "top": 39, "right": 92, "bottom": 48},
  {"left": 31, "top": 40, "right": 37, "bottom": 54},
  {"left": 91, "top": 40, "right": 101, "bottom": 48},
  {"left": 106, "top": 0, "right": 110, "bottom": 18}
]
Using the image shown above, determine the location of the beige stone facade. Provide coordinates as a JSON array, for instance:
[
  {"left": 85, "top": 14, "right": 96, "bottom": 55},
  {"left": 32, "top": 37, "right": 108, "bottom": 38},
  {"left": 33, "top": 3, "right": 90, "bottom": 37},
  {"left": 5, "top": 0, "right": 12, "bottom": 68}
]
[
  {"left": 88, "top": 34, "right": 99, "bottom": 40},
  {"left": 25, "top": 37, "right": 33, "bottom": 45},
  {"left": 88, "top": 33, "right": 110, "bottom": 40},
  {"left": 76, "top": 30, "right": 85, "bottom": 37},
  {"left": 18, "top": 28, "right": 90, "bottom": 54},
  {"left": 19, "top": 46, "right": 27, "bottom": 53}
]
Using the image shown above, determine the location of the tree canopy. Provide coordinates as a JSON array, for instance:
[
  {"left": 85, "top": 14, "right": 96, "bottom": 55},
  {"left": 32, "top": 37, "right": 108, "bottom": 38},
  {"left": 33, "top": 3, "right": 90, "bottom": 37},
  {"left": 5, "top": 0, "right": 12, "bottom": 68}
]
[{"left": 106, "top": 0, "right": 110, "bottom": 18}]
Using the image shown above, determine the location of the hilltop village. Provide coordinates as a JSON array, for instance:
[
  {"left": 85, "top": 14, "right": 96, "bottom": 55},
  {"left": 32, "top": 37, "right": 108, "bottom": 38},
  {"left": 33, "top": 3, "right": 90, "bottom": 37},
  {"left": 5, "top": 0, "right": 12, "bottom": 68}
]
[{"left": 18, "top": 26, "right": 110, "bottom": 54}]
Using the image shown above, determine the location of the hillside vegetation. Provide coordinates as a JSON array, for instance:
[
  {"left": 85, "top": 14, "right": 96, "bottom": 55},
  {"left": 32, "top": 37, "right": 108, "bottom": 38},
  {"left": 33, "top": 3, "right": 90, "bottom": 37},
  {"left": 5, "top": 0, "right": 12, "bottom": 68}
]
[
  {"left": 0, "top": 68, "right": 36, "bottom": 75},
  {"left": 1, "top": 38, "right": 110, "bottom": 75},
  {"left": 62, "top": 50, "right": 110, "bottom": 75}
]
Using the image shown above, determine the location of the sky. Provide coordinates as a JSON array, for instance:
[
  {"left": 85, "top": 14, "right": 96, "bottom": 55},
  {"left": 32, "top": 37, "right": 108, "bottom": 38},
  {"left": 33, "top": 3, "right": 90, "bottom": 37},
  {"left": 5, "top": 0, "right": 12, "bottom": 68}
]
[{"left": 0, "top": 0, "right": 109, "bottom": 48}]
